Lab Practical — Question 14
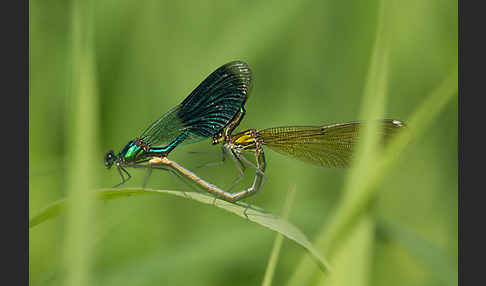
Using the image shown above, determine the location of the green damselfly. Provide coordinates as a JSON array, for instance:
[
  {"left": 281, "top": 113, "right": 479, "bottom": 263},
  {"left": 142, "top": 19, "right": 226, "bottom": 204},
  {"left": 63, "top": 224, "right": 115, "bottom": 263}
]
[
  {"left": 104, "top": 60, "right": 405, "bottom": 205},
  {"left": 146, "top": 119, "right": 405, "bottom": 203},
  {"left": 104, "top": 61, "right": 252, "bottom": 186}
]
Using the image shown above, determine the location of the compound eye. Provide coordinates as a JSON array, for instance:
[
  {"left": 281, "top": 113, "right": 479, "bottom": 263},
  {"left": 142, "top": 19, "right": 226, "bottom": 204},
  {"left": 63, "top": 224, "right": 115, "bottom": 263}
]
[{"left": 104, "top": 150, "right": 116, "bottom": 168}]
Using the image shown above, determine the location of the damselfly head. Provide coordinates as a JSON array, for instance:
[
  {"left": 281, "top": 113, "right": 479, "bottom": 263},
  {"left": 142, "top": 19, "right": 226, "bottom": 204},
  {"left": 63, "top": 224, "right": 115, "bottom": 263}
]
[{"left": 104, "top": 150, "right": 116, "bottom": 169}]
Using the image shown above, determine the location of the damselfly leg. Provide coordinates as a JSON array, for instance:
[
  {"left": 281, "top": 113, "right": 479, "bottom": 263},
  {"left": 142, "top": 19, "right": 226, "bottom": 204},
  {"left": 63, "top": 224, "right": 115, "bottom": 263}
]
[
  {"left": 226, "top": 146, "right": 246, "bottom": 191},
  {"left": 193, "top": 145, "right": 227, "bottom": 169},
  {"left": 132, "top": 162, "right": 193, "bottom": 198},
  {"left": 142, "top": 165, "right": 152, "bottom": 189},
  {"left": 113, "top": 166, "right": 132, "bottom": 188}
]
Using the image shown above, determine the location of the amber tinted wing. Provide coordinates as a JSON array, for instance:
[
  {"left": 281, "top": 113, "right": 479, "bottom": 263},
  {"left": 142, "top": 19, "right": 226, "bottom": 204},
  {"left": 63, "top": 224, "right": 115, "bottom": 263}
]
[{"left": 258, "top": 119, "right": 405, "bottom": 168}]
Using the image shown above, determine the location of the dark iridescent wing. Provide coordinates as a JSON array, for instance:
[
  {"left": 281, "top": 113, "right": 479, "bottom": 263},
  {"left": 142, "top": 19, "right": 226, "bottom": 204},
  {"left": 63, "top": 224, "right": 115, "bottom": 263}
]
[
  {"left": 258, "top": 119, "right": 405, "bottom": 168},
  {"left": 139, "top": 61, "right": 252, "bottom": 148}
]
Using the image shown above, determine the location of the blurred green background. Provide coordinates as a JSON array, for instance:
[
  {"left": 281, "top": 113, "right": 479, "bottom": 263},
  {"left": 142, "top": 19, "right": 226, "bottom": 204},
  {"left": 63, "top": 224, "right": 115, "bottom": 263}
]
[{"left": 29, "top": 0, "right": 457, "bottom": 285}]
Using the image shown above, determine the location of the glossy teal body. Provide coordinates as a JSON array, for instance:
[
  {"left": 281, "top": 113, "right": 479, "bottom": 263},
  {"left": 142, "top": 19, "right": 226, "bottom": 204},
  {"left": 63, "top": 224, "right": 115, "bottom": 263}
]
[{"left": 119, "top": 133, "right": 188, "bottom": 163}]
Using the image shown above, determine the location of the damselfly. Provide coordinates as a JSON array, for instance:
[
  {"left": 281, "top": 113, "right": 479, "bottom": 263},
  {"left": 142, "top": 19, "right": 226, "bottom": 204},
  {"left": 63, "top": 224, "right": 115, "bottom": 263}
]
[
  {"left": 104, "top": 60, "right": 405, "bottom": 205},
  {"left": 104, "top": 61, "right": 252, "bottom": 186},
  {"left": 146, "top": 119, "right": 405, "bottom": 203}
]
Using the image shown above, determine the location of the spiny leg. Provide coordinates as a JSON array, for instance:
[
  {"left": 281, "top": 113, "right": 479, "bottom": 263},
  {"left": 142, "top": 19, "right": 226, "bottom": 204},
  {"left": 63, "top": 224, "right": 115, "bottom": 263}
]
[
  {"left": 194, "top": 144, "right": 227, "bottom": 169},
  {"left": 132, "top": 163, "right": 191, "bottom": 198},
  {"left": 243, "top": 195, "right": 258, "bottom": 219},
  {"left": 165, "top": 167, "right": 192, "bottom": 199},
  {"left": 121, "top": 167, "right": 132, "bottom": 182},
  {"left": 237, "top": 151, "right": 266, "bottom": 178},
  {"left": 227, "top": 148, "right": 267, "bottom": 213},
  {"left": 190, "top": 145, "right": 249, "bottom": 195},
  {"left": 237, "top": 149, "right": 267, "bottom": 218},
  {"left": 113, "top": 166, "right": 126, "bottom": 188},
  {"left": 189, "top": 145, "right": 248, "bottom": 203},
  {"left": 142, "top": 164, "right": 152, "bottom": 189},
  {"left": 226, "top": 147, "right": 246, "bottom": 191}
]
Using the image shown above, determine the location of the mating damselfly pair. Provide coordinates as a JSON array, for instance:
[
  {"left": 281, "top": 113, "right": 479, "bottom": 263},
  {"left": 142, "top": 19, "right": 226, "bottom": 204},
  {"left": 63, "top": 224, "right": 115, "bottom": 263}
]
[{"left": 104, "top": 61, "right": 405, "bottom": 203}]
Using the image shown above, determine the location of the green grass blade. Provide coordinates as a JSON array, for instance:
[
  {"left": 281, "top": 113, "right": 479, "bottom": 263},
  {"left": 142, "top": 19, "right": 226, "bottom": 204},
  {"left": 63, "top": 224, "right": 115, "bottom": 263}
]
[
  {"left": 29, "top": 188, "right": 331, "bottom": 272},
  {"left": 287, "top": 0, "right": 391, "bottom": 283},
  {"left": 262, "top": 184, "right": 298, "bottom": 286},
  {"left": 377, "top": 220, "right": 458, "bottom": 286},
  {"left": 193, "top": 0, "right": 310, "bottom": 68},
  {"left": 286, "top": 68, "right": 457, "bottom": 286},
  {"left": 319, "top": 216, "right": 375, "bottom": 286},
  {"left": 287, "top": 0, "right": 458, "bottom": 283},
  {"left": 62, "top": 0, "right": 99, "bottom": 285}
]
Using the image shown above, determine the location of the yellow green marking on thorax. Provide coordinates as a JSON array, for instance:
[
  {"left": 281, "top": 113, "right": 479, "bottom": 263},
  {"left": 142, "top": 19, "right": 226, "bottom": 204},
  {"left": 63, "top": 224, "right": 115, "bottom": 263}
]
[{"left": 231, "top": 129, "right": 260, "bottom": 151}]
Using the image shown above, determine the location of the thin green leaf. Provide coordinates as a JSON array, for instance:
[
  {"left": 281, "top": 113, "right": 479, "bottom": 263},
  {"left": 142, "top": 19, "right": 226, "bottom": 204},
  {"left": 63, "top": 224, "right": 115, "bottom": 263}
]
[
  {"left": 63, "top": 0, "right": 100, "bottom": 285},
  {"left": 29, "top": 188, "right": 331, "bottom": 272},
  {"left": 262, "top": 184, "right": 298, "bottom": 286},
  {"left": 287, "top": 68, "right": 458, "bottom": 286},
  {"left": 287, "top": 0, "right": 458, "bottom": 282},
  {"left": 287, "top": 67, "right": 457, "bottom": 286},
  {"left": 319, "top": 216, "right": 375, "bottom": 286},
  {"left": 377, "top": 220, "right": 458, "bottom": 286},
  {"left": 287, "top": 0, "right": 391, "bottom": 283}
]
